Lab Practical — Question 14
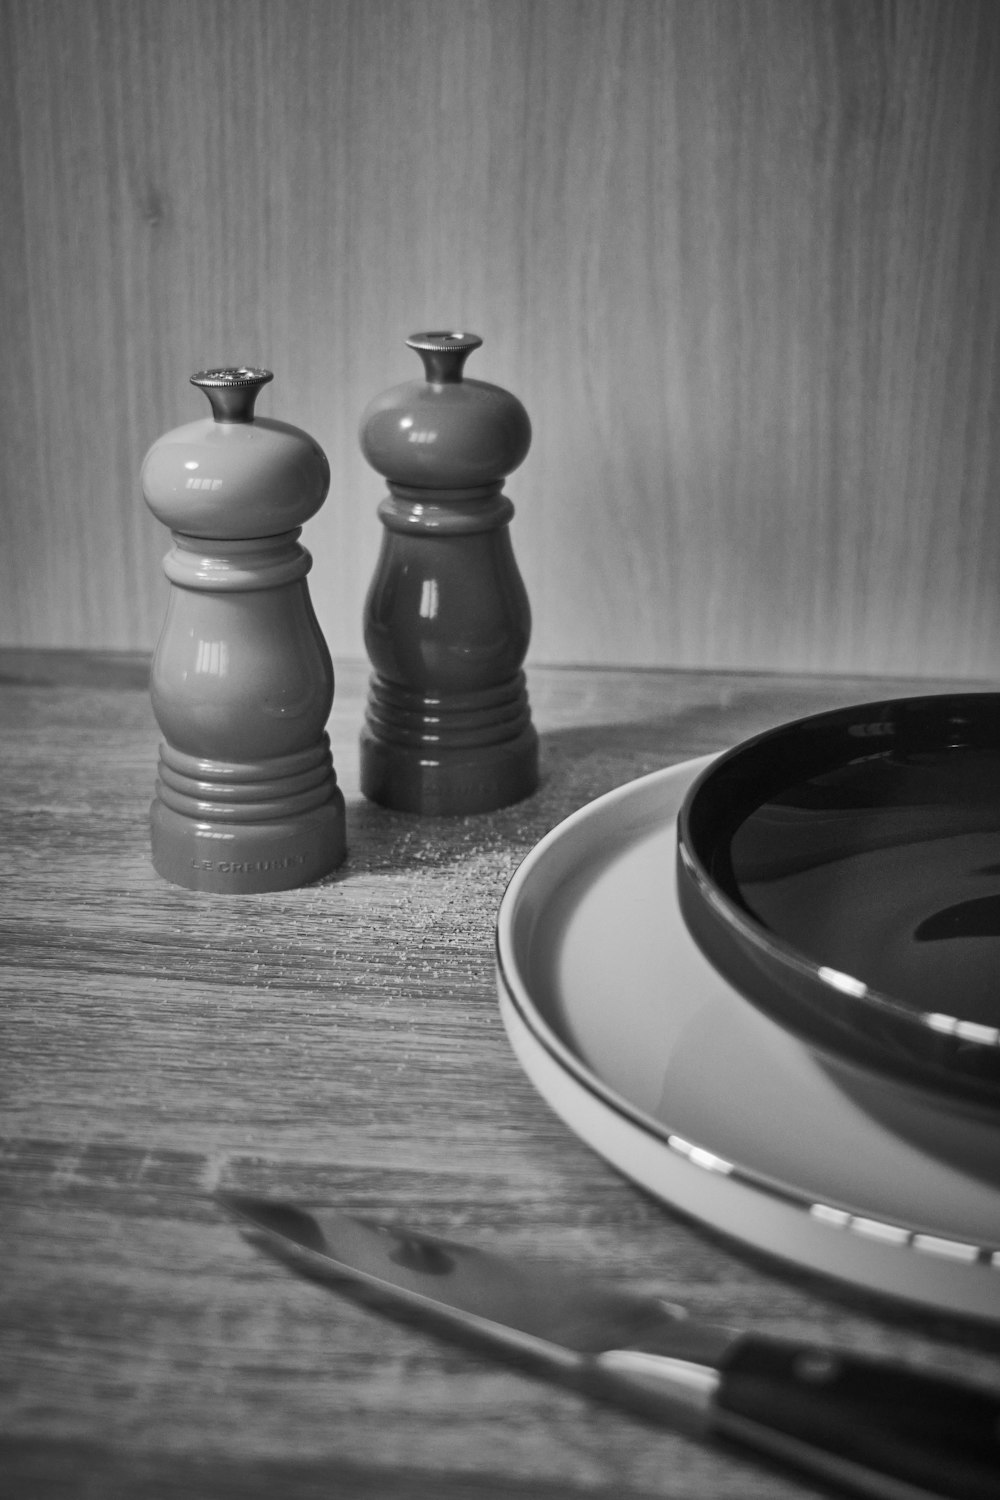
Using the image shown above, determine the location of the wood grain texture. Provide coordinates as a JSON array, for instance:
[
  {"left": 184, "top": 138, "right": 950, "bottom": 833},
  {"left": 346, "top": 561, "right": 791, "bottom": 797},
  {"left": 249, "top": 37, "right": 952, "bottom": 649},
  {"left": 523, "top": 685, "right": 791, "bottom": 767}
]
[
  {"left": 1, "top": 649, "right": 999, "bottom": 1498},
  {"left": 1, "top": 3, "right": 999, "bottom": 668}
]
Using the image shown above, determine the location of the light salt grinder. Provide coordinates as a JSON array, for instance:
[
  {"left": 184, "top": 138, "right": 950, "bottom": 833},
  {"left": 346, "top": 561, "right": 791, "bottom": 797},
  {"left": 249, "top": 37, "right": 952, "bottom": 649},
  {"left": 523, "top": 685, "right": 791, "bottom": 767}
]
[
  {"left": 141, "top": 367, "right": 347, "bottom": 892},
  {"left": 358, "top": 332, "right": 538, "bottom": 814}
]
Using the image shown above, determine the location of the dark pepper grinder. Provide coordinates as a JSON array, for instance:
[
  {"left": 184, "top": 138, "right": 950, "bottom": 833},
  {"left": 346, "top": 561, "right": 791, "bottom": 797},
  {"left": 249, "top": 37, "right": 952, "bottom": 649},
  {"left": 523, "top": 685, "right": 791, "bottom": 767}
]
[
  {"left": 141, "top": 367, "right": 347, "bottom": 892},
  {"left": 358, "top": 332, "right": 538, "bottom": 815}
]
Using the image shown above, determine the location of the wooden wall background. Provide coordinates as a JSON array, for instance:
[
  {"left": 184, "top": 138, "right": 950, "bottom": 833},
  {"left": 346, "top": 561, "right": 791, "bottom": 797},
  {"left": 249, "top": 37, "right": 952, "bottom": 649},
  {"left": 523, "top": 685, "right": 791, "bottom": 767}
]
[{"left": 2, "top": 0, "right": 999, "bottom": 677}]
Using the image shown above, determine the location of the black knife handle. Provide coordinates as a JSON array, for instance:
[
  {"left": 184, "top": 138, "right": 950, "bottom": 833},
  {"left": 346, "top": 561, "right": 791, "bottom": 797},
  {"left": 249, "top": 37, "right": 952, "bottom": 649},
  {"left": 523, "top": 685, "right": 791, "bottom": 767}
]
[{"left": 713, "top": 1334, "right": 1000, "bottom": 1500}]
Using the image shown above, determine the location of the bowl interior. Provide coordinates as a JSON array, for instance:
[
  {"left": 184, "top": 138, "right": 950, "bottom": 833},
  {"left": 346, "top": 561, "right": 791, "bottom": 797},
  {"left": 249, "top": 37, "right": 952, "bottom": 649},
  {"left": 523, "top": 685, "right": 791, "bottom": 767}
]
[{"left": 677, "top": 693, "right": 1000, "bottom": 1107}]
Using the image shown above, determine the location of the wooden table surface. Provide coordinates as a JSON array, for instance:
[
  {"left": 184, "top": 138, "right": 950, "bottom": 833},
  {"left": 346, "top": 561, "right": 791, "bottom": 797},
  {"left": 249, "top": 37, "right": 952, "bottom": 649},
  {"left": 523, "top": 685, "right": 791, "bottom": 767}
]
[{"left": 2, "top": 649, "right": 999, "bottom": 1500}]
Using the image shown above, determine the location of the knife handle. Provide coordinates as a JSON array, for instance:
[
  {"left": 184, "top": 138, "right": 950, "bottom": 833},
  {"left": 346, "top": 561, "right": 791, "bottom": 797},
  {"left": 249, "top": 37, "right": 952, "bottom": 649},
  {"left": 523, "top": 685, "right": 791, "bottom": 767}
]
[{"left": 711, "top": 1334, "right": 1000, "bottom": 1500}]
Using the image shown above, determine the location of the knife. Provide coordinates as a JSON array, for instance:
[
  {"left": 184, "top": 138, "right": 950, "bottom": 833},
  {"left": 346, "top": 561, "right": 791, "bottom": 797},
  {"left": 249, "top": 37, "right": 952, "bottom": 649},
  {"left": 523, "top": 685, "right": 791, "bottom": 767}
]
[{"left": 217, "top": 1193, "right": 999, "bottom": 1500}]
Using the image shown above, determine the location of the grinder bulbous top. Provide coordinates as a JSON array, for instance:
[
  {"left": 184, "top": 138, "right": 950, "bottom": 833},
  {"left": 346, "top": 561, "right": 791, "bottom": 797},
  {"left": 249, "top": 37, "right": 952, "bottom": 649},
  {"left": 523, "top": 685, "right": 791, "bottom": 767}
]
[
  {"left": 359, "top": 332, "right": 531, "bottom": 491},
  {"left": 142, "top": 366, "right": 330, "bottom": 539}
]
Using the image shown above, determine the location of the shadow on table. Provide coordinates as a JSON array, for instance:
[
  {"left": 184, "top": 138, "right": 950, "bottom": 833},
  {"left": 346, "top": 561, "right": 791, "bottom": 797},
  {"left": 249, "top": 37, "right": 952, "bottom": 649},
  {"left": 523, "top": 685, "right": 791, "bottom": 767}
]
[{"left": 327, "top": 697, "right": 786, "bottom": 883}]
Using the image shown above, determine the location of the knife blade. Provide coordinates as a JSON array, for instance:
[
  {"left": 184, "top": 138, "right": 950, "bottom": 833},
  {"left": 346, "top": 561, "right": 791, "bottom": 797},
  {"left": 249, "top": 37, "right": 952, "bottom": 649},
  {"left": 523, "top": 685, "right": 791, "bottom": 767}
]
[{"left": 217, "top": 1193, "right": 999, "bottom": 1500}]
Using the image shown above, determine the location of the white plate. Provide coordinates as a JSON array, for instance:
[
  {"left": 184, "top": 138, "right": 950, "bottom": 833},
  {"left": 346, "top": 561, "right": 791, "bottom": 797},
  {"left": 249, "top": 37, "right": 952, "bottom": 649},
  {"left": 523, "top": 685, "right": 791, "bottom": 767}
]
[{"left": 495, "top": 757, "right": 1000, "bottom": 1323}]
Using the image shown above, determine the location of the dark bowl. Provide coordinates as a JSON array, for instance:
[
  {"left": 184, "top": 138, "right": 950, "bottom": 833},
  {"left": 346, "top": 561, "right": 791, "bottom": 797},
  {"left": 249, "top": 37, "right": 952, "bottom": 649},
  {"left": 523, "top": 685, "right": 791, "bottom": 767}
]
[{"left": 675, "top": 693, "right": 1000, "bottom": 1113}]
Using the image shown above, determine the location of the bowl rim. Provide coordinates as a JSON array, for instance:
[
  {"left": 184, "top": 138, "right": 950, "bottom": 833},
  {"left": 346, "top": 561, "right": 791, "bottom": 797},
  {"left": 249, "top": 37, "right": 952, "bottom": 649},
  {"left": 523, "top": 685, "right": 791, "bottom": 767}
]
[{"left": 675, "top": 690, "right": 1000, "bottom": 1075}]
